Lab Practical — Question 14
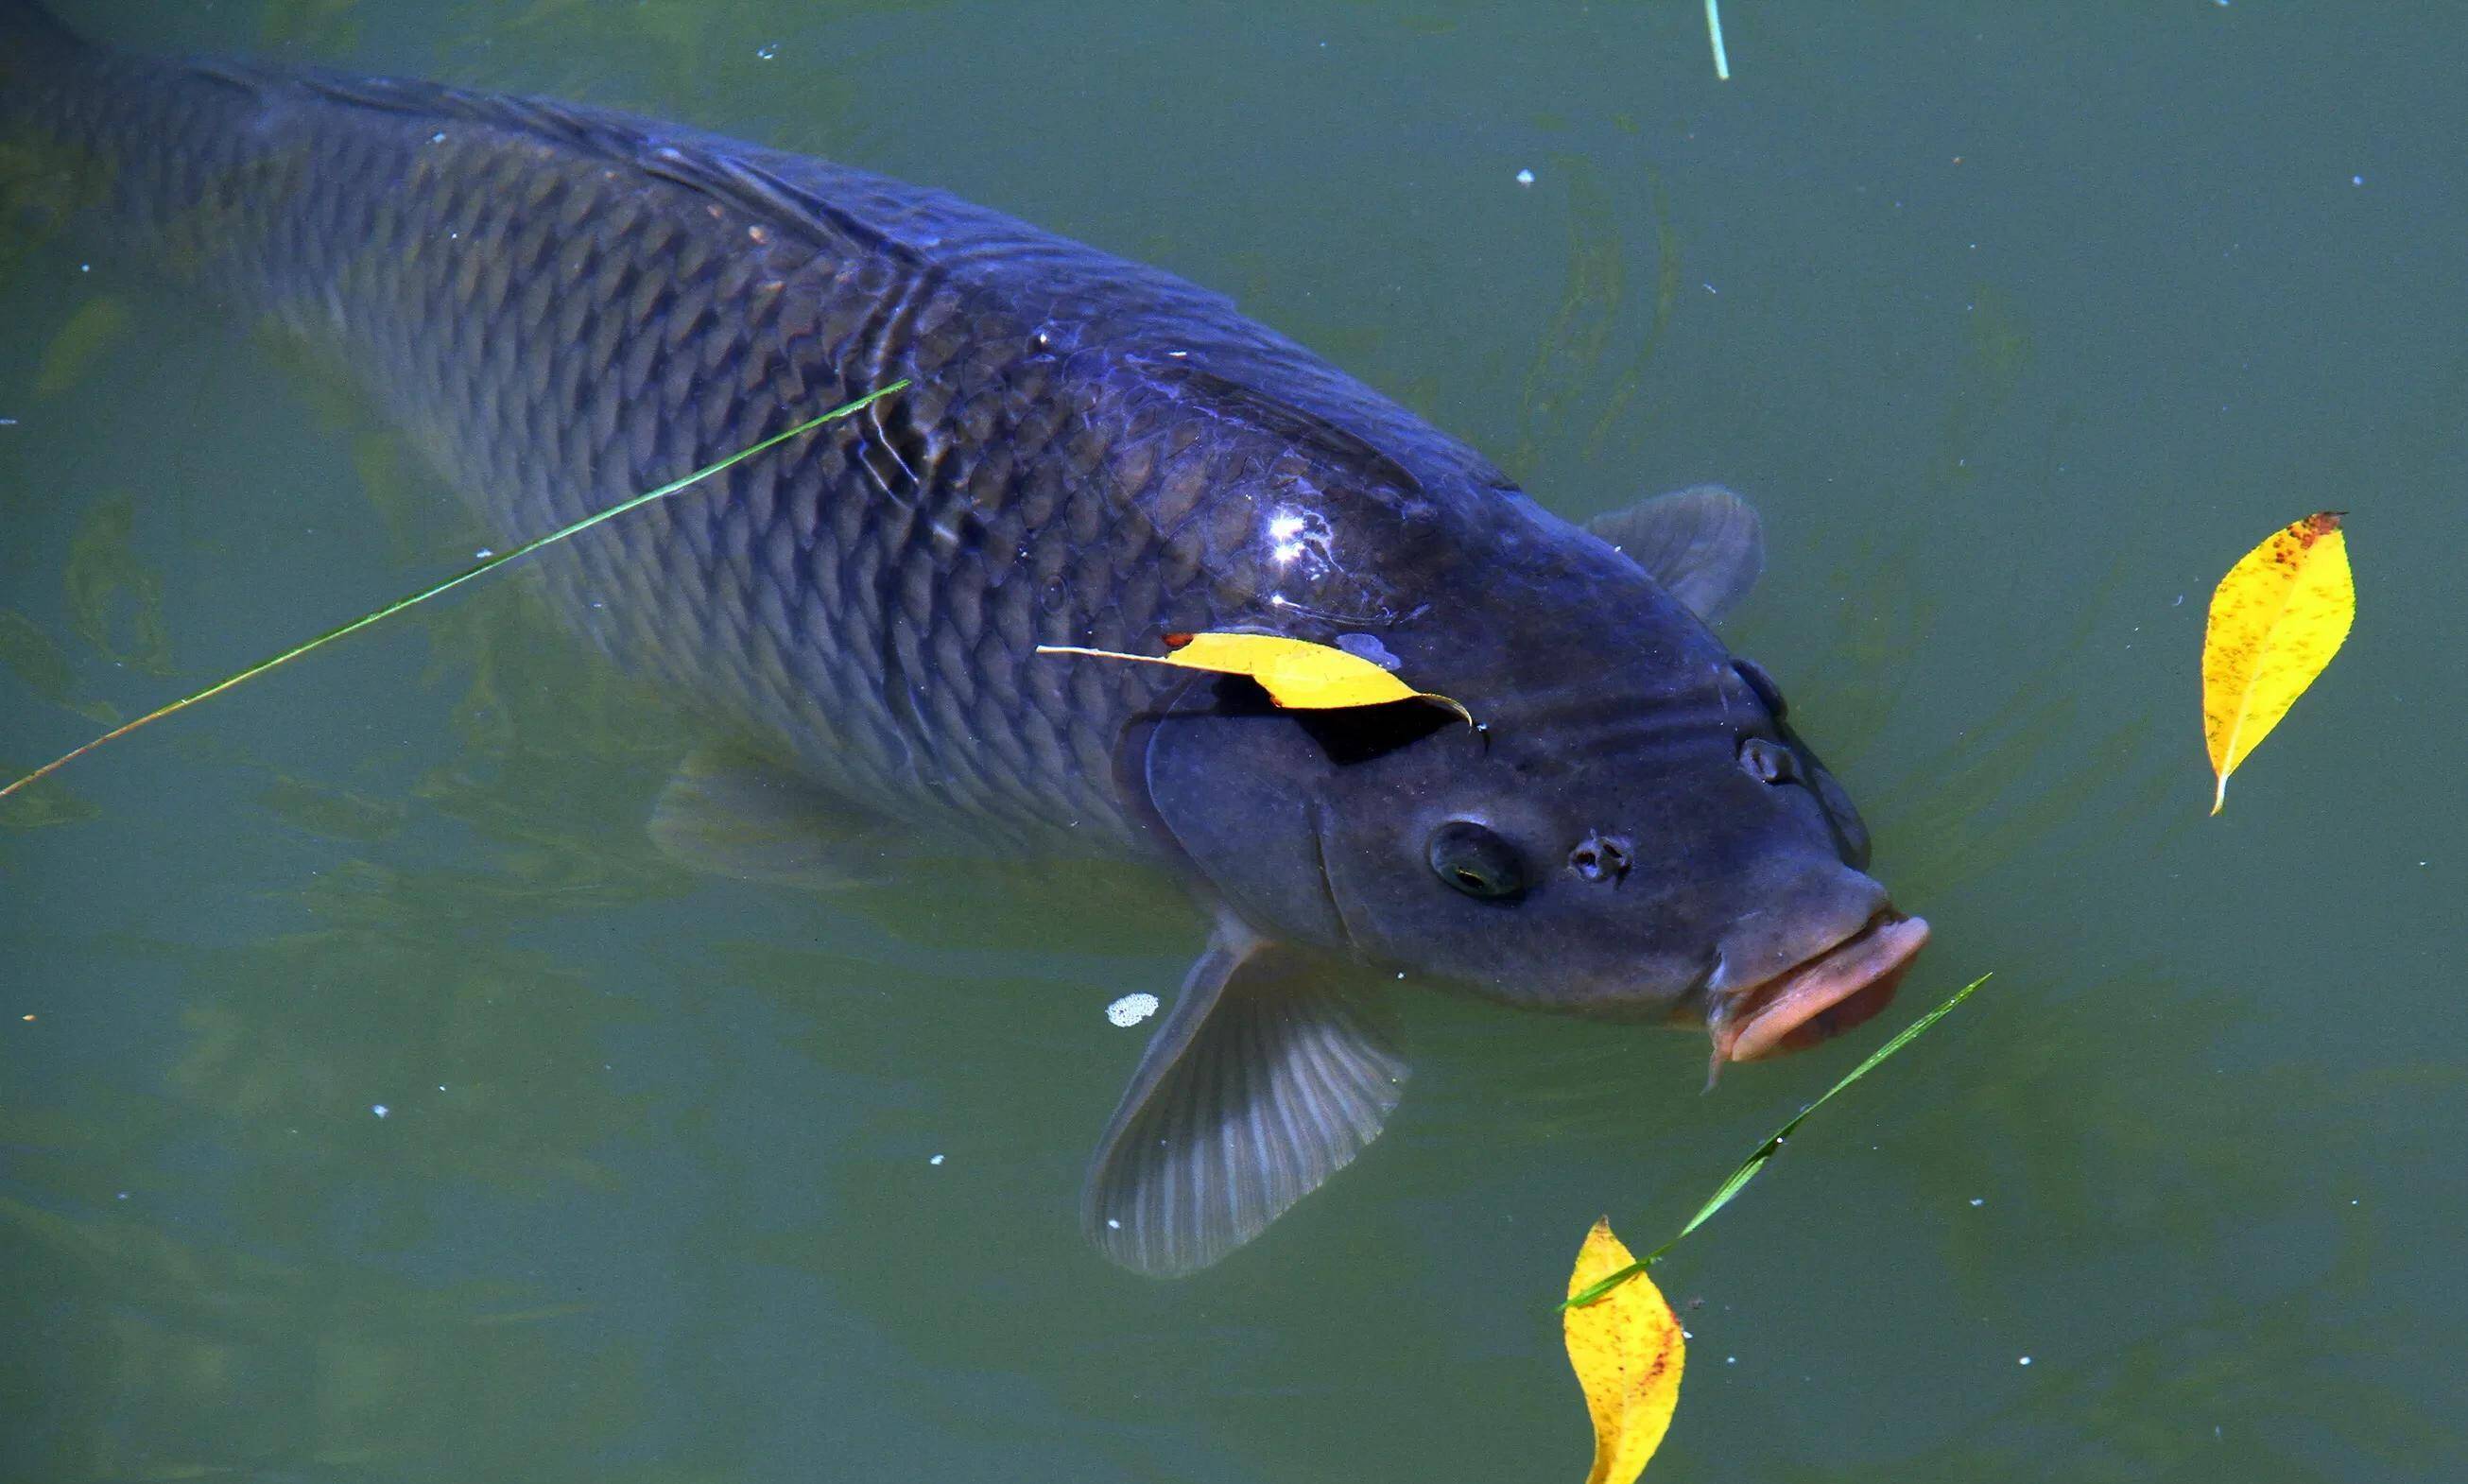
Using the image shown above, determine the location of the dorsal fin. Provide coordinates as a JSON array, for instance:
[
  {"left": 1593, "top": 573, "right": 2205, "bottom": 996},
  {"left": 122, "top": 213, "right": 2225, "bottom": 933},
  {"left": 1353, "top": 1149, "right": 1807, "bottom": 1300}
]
[{"left": 1588, "top": 484, "right": 1764, "bottom": 624}]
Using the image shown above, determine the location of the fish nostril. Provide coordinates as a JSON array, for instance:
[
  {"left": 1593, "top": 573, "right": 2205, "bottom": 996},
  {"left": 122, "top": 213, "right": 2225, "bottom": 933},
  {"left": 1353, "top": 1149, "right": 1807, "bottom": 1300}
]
[
  {"left": 1738, "top": 737, "right": 1796, "bottom": 785},
  {"left": 1567, "top": 832, "right": 1633, "bottom": 884}
]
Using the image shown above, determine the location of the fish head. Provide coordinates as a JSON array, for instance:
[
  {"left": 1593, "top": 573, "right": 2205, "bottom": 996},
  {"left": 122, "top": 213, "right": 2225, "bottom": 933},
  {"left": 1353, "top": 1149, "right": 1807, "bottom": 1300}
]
[{"left": 1139, "top": 584, "right": 1924, "bottom": 1070}]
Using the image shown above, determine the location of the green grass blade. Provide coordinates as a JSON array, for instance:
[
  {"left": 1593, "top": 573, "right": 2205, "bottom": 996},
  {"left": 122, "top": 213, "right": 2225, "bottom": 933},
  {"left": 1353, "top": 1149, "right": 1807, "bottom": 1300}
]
[
  {"left": 0, "top": 380, "right": 908, "bottom": 801},
  {"left": 1562, "top": 971, "right": 1993, "bottom": 1309},
  {"left": 1704, "top": 0, "right": 1732, "bottom": 80}
]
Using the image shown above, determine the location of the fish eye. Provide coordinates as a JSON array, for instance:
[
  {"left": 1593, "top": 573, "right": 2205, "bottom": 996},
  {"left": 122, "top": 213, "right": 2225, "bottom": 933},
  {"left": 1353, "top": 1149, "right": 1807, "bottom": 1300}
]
[{"left": 1426, "top": 820, "right": 1527, "bottom": 899}]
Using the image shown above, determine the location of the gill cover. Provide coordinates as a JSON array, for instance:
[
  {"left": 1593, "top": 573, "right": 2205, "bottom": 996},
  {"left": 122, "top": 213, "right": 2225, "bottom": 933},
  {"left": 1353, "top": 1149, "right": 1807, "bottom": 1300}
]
[{"left": 1140, "top": 679, "right": 1349, "bottom": 949}]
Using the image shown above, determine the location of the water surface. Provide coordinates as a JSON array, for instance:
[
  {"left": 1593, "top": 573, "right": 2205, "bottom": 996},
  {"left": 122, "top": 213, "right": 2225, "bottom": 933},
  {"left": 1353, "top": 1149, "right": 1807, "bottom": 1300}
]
[{"left": 5, "top": 3, "right": 2463, "bottom": 1480}]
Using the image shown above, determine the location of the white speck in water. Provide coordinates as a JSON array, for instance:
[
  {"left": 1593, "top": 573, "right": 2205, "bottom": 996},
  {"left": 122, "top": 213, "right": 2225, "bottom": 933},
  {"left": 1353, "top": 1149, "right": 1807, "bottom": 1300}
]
[
  {"left": 116, "top": 1191, "right": 129, "bottom": 1200},
  {"left": 1107, "top": 992, "right": 1160, "bottom": 1027},
  {"left": 1107, "top": 1218, "right": 1122, "bottom": 1230},
  {"left": 2018, "top": 1355, "right": 2033, "bottom": 1366},
  {"left": 80, "top": 263, "right": 91, "bottom": 272},
  {"left": 1725, "top": 1355, "right": 1736, "bottom": 1365},
  {"left": 2351, "top": 174, "right": 2364, "bottom": 186},
  {"left": 0, "top": 418, "right": 15, "bottom": 427},
  {"left": 1514, "top": 167, "right": 1535, "bottom": 185},
  {"left": 1969, "top": 1197, "right": 1986, "bottom": 1207},
  {"left": 928, "top": 1153, "right": 944, "bottom": 1165},
  {"left": 475, "top": 548, "right": 493, "bottom": 559},
  {"left": 756, "top": 42, "right": 779, "bottom": 60},
  {"left": 371, "top": 1104, "right": 389, "bottom": 1118},
  {"left": 1703, "top": 282, "right": 1718, "bottom": 294},
  {"left": 430, "top": 131, "right": 446, "bottom": 144}
]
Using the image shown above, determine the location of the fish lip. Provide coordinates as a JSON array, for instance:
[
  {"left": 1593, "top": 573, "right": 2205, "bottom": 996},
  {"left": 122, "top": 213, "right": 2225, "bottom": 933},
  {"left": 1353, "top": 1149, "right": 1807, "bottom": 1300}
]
[{"left": 1707, "top": 912, "right": 1931, "bottom": 1064}]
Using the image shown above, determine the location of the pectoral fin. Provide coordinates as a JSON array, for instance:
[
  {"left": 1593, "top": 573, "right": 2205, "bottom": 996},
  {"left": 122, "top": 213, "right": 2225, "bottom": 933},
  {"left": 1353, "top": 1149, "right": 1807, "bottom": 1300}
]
[
  {"left": 1082, "top": 917, "right": 1407, "bottom": 1277},
  {"left": 648, "top": 744, "right": 897, "bottom": 890},
  {"left": 1589, "top": 483, "right": 1764, "bottom": 624}
]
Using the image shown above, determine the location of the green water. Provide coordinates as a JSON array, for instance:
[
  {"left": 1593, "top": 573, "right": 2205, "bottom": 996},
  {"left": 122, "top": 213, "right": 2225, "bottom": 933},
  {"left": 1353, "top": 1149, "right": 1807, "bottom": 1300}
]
[{"left": 4, "top": 3, "right": 2463, "bottom": 1480}]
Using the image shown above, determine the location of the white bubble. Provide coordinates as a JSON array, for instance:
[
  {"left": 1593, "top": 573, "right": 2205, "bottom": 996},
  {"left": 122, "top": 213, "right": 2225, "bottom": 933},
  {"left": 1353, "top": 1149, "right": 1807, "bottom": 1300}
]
[
  {"left": 1514, "top": 167, "right": 1536, "bottom": 185},
  {"left": 1106, "top": 992, "right": 1160, "bottom": 1027}
]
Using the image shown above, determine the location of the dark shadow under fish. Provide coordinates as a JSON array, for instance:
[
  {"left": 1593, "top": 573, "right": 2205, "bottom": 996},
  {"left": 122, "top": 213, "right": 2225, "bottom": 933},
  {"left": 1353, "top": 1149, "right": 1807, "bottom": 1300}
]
[{"left": 0, "top": 0, "right": 1927, "bottom": 1276}]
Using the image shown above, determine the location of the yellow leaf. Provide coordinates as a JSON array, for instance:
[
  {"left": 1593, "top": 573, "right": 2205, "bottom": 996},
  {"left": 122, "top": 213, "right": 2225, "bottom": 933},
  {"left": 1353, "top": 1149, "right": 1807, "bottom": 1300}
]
[
  {"left": 1036, "top": 631, "right": 1472, "bottom": 721},
  {"left": 1564, "top": 1217, "right": 1684, "bottom": 1484},
  {"left": 2200, "top": 511, "right": 2355, "bottom": 815}
]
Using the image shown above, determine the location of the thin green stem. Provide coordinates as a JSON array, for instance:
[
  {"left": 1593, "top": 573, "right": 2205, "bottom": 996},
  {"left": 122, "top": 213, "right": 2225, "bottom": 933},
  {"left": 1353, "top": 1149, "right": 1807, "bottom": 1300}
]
[
  {"left": 1561, "top": 971, "right": 1993, "bottom": 1309},
  {"left": 1, "top": 380, "right": 908, "bottom": 801}
]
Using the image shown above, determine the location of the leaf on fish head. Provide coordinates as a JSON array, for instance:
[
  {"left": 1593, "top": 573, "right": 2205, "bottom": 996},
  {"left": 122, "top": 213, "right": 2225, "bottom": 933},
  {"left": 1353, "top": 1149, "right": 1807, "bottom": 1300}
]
[{"left": 1035, "top": 631, "right": 1473, "bottom": 724}]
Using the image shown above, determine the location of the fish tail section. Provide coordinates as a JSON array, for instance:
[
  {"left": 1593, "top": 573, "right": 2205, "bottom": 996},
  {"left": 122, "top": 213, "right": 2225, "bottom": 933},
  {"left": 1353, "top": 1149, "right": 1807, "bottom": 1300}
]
[
  {"left": 0, "top": 0, "right": 102, "bottom": 263},
  {"left": 0, "top": 6, "right": 294, "bottom": 298},
  {"left": 0, "top": 0, "right": 94, "bottom": 127},
  {"left": 0, "top": 0, "right": 83, "bottom": 128},
  {"left": 0, "top": 0, "right": 81, "bottom": 62}
]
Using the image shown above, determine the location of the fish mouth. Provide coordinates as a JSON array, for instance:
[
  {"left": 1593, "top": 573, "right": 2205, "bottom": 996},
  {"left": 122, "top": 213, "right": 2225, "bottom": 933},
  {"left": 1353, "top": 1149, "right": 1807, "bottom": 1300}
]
[{"left": 1708, "top": 912, "right": 1931, "bottom": 1065}]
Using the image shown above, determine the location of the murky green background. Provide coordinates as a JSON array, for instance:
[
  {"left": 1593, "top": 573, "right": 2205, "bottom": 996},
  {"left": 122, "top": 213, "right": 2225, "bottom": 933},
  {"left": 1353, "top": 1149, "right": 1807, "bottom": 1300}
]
[{"left": 5, "top": 2, "right": 2462, "bottom": 1479}]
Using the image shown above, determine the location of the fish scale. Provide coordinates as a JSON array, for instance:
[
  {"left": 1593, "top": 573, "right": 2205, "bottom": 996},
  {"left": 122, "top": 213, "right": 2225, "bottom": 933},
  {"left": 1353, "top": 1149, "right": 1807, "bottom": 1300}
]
[
  {"left": 1, "top": 2, "right": 1943, "bottom": 1276},
  {"left": 7, "top": 27, "right": 1495, "bottom": 850}
]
